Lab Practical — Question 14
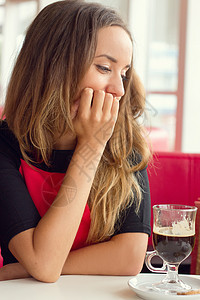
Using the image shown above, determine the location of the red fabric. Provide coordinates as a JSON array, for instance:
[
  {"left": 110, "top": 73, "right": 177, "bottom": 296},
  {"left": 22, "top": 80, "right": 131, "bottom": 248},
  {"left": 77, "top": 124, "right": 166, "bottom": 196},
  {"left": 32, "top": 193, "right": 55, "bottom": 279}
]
[
  {"left": 0, "top": 248, "right": 3, "bottom": 268},
  {"left": 0, "top": 158, "right": 91, "bottom": 267},
  {"left": 19, "top": 159, "right": 91, "bottom": 251},
  {"left": 147, "top": 151, "right": 200, "bottom": 247},
  {"left": 190, "top": 200, "right": 200, "bottom": 274}
]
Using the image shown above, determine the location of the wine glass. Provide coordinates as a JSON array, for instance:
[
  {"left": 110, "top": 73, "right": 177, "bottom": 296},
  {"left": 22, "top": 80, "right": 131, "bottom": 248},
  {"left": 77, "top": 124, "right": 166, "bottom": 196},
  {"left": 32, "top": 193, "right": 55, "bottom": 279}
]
[{"left": 145, "top": 204, "right": 197, "bottom": 295}]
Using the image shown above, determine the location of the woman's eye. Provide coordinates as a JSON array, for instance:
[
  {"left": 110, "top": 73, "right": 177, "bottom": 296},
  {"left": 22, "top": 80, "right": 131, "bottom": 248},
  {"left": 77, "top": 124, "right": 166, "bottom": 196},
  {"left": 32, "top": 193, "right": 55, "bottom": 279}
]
[{"left": 95, "top": 65, "right": 111, "bottom": 73}]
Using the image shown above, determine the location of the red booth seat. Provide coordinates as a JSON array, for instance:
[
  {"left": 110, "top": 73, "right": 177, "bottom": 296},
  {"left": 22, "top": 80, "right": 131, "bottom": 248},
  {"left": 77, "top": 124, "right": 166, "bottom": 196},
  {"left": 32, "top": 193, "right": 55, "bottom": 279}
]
[
  {"left": 147, "top": 151, "right": 200, "bottom": 246},
  {"left": 147, "top": 151, "right": 200, "bottom": 274},
  {"left": 191, "top": 200, "right": 200, "bottom": 274}
]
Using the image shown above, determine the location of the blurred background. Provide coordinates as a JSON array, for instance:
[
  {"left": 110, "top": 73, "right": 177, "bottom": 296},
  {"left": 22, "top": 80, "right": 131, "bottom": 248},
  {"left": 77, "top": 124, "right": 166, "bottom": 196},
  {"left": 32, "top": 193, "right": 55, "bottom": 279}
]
[{"left": 0, "top": 0, "right": 199, "bottom": 153}]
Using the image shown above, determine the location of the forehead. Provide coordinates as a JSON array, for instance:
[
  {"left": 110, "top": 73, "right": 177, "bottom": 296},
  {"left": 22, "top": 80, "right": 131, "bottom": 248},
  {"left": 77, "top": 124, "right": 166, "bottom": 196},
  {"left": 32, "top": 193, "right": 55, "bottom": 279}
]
[{"left": 95, "top": 26, "right": 133, "bottom": 64}]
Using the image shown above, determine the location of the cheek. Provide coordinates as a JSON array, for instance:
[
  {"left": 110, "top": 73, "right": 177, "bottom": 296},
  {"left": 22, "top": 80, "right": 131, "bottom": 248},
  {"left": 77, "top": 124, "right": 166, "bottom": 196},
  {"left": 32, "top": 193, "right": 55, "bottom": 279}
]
[
  {"left": 87, "top": 79, "right": 107, "bottom": 92},
  {"left": 79, "top": 70, "right": 107, "bottom": 92}
]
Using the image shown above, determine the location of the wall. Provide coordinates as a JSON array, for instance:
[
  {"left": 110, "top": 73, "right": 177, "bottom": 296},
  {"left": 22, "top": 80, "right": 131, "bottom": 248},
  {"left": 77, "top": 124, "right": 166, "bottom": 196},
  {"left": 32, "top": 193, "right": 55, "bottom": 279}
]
[{"left": 182, "top": 0, "right": 200, "bottom": 152}]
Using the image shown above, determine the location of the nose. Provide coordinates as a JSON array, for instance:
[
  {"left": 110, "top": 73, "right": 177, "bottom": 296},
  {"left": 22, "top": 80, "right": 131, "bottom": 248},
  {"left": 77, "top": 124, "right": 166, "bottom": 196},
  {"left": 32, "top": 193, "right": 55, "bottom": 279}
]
[{"left": 106, "top": 75, "right": 125, "bottom": 99}]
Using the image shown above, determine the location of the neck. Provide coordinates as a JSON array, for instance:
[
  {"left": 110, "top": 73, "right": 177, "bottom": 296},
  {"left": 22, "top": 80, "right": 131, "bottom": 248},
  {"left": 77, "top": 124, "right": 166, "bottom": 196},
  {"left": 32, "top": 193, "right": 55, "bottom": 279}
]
[{"left": 53, "top": 131, "right": 77, "bottom": 150}]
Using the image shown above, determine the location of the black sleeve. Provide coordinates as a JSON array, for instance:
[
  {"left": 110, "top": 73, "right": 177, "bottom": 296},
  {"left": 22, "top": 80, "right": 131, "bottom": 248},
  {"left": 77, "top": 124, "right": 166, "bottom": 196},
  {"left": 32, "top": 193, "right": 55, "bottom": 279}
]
[
  {"left": 113, "top": 167, "right": 151, "bottom": 237},
  {"left": 0, "top": 144, "right": 41, "bottom": 264}
]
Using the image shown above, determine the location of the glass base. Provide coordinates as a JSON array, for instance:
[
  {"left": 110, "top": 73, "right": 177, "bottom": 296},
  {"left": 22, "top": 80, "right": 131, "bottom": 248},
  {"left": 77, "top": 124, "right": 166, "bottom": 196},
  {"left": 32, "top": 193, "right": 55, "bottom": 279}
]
[{"left": 152, "top": 278, "right": 192, "bottom": 295}]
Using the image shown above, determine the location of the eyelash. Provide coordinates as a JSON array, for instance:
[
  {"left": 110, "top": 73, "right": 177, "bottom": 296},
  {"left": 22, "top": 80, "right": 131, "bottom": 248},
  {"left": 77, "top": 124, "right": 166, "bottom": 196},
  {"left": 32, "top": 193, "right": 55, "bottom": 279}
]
[
  {"left": 95, "top": 64, "right": 111, "bottom": 73},
  {"left": 95, "top": 64, "right": 128, "bottom": 82}
]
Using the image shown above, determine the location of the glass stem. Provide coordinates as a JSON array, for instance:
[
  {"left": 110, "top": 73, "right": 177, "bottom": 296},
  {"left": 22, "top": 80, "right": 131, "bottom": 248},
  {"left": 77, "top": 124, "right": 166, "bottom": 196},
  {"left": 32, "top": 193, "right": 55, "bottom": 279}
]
[{"left": 163, "top": 264, "right": 180, "bottom": 283}]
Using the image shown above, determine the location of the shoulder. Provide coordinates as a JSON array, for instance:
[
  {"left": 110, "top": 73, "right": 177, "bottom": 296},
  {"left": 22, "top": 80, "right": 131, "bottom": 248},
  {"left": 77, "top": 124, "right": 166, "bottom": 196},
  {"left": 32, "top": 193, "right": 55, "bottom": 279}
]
[
  {"left": 0, "top": 120, "right": 21, "bottom": 167},
  {"left": 128, "top": 150, "right": 147, "bottom": 166},
  {"left": 0, "top": 120, "right": 20, "bottom": 151},
  {"left": 128, "top": 151, "right": 148, "bottom": 178}
]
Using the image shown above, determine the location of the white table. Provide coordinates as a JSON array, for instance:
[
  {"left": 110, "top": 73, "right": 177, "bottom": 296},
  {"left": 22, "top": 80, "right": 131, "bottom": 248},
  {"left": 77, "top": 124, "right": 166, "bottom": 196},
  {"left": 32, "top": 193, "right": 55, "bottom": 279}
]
[
  {"left": 0, "top": 275, "right": 138, "bottom": 300},
  {"left": 1, "top": 274, "right": 200, "bottom": 300}
]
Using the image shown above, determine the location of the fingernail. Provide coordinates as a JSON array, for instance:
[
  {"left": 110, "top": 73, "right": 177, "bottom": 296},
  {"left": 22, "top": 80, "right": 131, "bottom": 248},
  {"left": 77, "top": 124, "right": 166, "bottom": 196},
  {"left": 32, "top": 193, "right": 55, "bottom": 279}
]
[{"left": 84, "top": 87, "right": 93, "bottom": 93}]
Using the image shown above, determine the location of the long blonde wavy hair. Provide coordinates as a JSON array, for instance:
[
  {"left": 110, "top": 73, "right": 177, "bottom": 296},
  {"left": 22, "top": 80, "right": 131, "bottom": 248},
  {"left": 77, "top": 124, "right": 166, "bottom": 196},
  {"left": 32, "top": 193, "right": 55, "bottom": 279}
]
[{"left": 3, "top": 0, "right": 150, "bottom": 244}]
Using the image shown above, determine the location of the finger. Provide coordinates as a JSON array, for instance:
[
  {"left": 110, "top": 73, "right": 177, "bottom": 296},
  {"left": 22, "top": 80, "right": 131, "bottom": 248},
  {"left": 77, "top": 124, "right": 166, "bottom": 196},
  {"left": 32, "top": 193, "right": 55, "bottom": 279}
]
[
  {"left": 70, "top": 99, "right": 80, "bottom": 120},
  {"left": 91, "top": 90, "right": 105, "bottom": 114},
  {"left": 102, "top": 93, "right": 114, "bottom": 114},
  {"left": 77, "top": 88, "right": 93, "bottom": 115}
]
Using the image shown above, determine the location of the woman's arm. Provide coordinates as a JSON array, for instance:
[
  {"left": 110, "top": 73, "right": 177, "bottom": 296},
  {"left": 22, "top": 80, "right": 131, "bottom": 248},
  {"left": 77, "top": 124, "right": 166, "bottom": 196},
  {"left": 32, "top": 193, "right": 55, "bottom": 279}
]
[
  {"left": 62, "top": 232, "right": 148, "bottom": 276},
  {"left": 1, "top": 232, "right": 148, "bottom": 281},
  {"left": 8, "top": 89, "right": 119, "bottom": 283}
]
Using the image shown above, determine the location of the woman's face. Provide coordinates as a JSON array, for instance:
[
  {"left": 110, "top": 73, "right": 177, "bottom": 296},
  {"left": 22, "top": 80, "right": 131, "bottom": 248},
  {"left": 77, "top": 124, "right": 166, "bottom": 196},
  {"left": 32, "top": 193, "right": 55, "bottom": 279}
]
[{"left": 71, "top": 26, "right": 133, "bottom": 118}]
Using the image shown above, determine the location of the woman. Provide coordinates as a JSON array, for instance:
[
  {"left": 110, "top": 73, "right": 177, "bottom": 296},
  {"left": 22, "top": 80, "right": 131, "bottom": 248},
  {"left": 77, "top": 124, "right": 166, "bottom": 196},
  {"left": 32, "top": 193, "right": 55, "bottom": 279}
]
[{"left": 0, "top": 0, "right": 151, "bottom": 282}]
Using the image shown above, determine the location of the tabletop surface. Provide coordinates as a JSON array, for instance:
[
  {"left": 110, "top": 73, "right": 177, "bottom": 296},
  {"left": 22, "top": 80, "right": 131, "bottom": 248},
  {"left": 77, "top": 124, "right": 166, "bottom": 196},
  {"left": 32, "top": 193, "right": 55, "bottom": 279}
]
[
  {"left": 0, "top": 274, "right": 200, "bottom": 300},
  {"left": 0, "top": 274, "right": 137, "bottom": 300}
]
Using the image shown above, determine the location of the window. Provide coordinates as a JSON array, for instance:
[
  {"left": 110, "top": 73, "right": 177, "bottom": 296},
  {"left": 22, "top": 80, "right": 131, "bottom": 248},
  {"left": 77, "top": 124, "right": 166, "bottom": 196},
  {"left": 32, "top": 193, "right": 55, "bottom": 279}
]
[
  {"left": 0, "top": 0, "right": 38, "bottom": 105},
  {"left": 128, "top": 0, "right": 188, "bottom": 152}
]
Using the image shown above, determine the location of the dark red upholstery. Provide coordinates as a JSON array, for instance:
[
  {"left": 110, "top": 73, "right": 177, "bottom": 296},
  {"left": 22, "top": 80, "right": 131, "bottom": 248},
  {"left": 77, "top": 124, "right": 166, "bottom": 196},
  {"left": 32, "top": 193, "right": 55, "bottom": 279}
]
[
  {"left": 0, "top": 249, "right": 2, "bottom": 268},
  {"left": 190, "top": 200, "right": 200, "bottom": 274},
  {"left": 147, "top": 151, "right": 200, "bottom": 247}
]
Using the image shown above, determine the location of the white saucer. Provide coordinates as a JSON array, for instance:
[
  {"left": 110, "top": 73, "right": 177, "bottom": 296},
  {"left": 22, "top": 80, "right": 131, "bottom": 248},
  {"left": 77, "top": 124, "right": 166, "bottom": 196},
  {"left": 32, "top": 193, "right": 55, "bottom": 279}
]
[{"left": 128, "top": 274, "right": 200, "bottom": 300}]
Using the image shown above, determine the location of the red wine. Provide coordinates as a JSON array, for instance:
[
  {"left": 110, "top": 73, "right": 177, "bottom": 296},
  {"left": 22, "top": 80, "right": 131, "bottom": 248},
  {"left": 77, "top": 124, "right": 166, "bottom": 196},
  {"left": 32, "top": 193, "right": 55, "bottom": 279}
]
[{"left": 153, "top": 230, "right": 195, "bottom": 264}]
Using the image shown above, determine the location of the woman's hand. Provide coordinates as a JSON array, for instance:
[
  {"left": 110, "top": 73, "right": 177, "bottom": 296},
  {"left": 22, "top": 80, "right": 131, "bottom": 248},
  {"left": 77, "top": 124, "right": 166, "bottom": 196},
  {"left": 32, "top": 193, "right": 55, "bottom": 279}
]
[
  {"left": 0, "top": 263, "right": 30, "bottom": 281},
  {"left": 73, "top": 89, "right": 119, "bottom": 149}
]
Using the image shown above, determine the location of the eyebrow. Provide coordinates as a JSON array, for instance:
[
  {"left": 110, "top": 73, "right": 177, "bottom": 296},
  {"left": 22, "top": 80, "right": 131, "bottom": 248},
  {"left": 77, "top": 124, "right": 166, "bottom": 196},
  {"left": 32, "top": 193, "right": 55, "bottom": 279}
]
[{"left": 95, "top": 54, "right": 131, "bottom": 69}]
